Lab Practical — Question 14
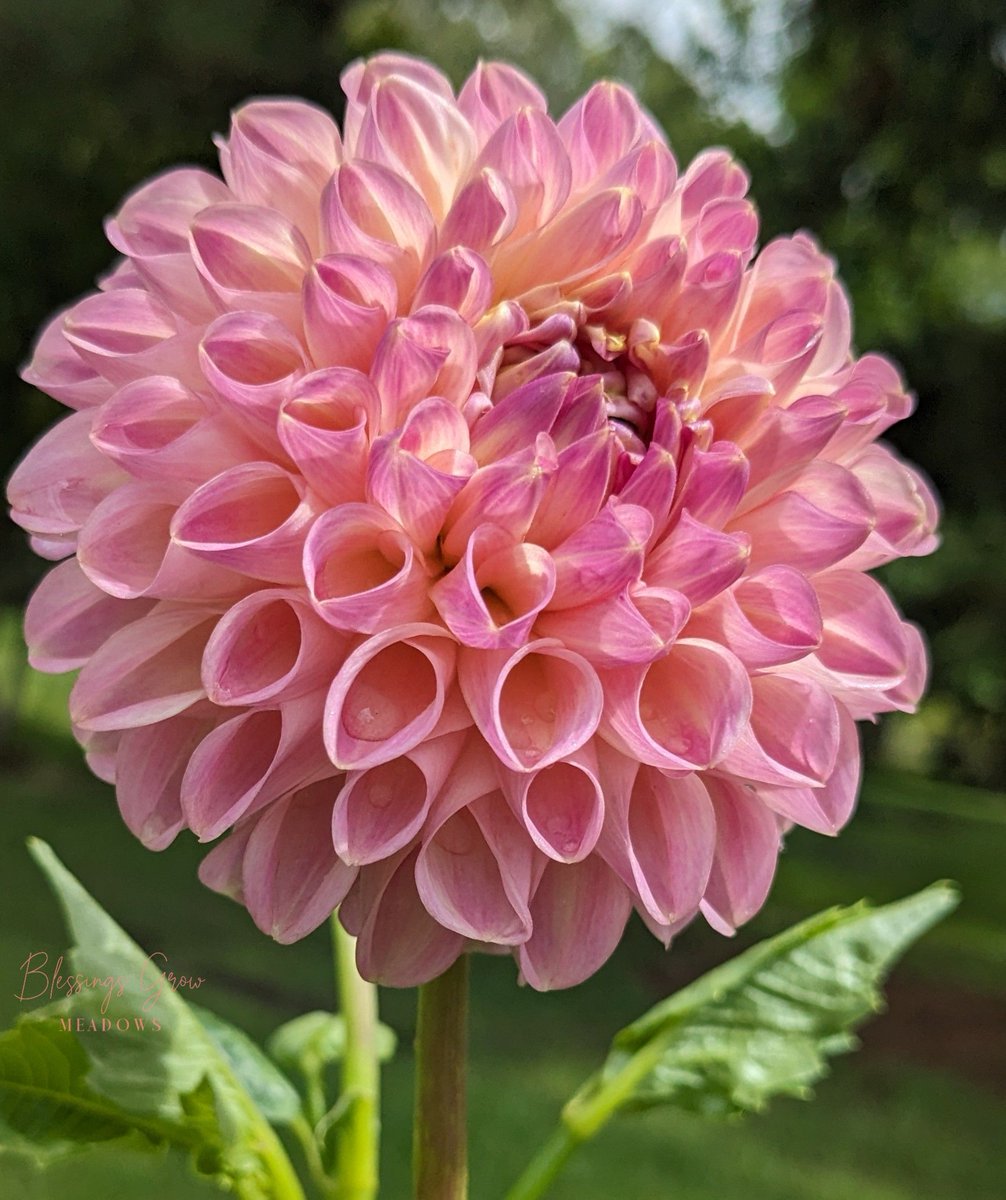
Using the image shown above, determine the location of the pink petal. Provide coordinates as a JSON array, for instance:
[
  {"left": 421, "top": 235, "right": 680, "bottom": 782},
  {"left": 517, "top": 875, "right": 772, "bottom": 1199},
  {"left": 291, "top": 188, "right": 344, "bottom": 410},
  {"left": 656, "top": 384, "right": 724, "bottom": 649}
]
[
  {"left": 91, "top": 375, "right": 259, "bottom": 484},
  {"left": 171, "top": 462, "right": 319, "bottom": 585},
  {"left": 24, "top": 558, "right": 153, "bottom": 672},
  {"left": 431, "top": 524, "right": 556, "bottom": 649},
  {"left": 526, "top": 429, "right": 615, "bottom": 548},
  {"left": 439, "top": 167, "right": 518, "bottom": 253},
  {"left": 458, "top": 61, "right": 547, "bottom": 145},
  {"left": 324, "top": 624, "right": 456, "bottom": 769},
  {"left": 322, "top": 160, "right": 435, "bottom": 297},
  {"left": 21, "top": 309, "right": 116, "bottom": 409},
  {"left": 202, "top": 588, "right": 349, "bottom": 706},
  {"left": 517, "top": 855, "right": 632, "bottom": 990},
  {"left": 8, "top": 410, "right": 126, "bottom": 543},
  {"left": 304, "top": 503, "right": 433, "bottom": 632},
  {"left": 303, "top": 253, "right": 398, "bottom": 371},
  {"left": 645, "top": 512, "right": 750, "bottom": 606},
  {"left": 70, "top": 603, "right": 218, "bottom": 731},
  {"left": 241, "top": 779, "right": 357, "bottom": 943},
  {"left": 548, "top": 501, "right": 651, "bottom": 609},
  {"left": 458, "top": 639, "right": 602, "bottom": 771},
  {"left": 413, "top": 247, "right": 493, "bottom": 323},
  {"left": 78, "top": 482, "right": 251, "bottom": 602},
  {"left": 416, "top": 792, "right": 535, "bottom": 944},
  {"left": 369, "top": 306, "right": 477, "bottom": 427},
  {"left": 115, "top": 703, "right": 222, "bottom": 849},
  {"left": 510, "top": 743, "right": 605, "bottom": 863},
  {"left": 181, "top": 690, "right": 329, "bottom": 840},
  {"left": 351, "top": 848, "right": 466, "bottom": 987},
  {"left": 600, "top": 638, "right": 752, "bottom": 772},
  {"left": 333, "top": 731, "right": 465, "bottom": 865},
  {"left": 367, "top": 398, "right": 475, "bottom": 551},
  {"left": 535, "top": 585, "right": 689, "bottom": 668},
  {"left": 474, "top": 108, "right": 572, "bottom": 239},
  {"left": 687, "top": 564, "right": 822, "bottom": 669},
  {"left": 441, "top": 434, "right": 557, "bottom": 563},
  {"left": 720, "top": 671, "right": 840, "bottom": 787},
  {"left": 199, "top": 310, "right": 306, "bottom": 454},
  {"left": 278, "top": 367, "right": 377, "bottom": 506},
  {"left": 735, "top": 461, "right": 875, "bottom": 573},
  {"left": 701, "top": 777, "right": 780, "bottom": 933}
]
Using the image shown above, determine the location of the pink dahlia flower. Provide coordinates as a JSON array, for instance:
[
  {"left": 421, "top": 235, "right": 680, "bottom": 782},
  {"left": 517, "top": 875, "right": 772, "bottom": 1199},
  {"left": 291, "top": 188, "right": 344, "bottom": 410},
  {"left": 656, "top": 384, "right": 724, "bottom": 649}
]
[{"left": 9, "top": 54, "right": 938, "bottom": 989}]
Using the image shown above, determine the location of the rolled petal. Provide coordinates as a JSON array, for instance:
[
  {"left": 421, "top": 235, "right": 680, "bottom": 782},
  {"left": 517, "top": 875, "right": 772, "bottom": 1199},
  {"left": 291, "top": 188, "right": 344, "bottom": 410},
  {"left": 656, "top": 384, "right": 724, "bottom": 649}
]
[
  {"left": 324, "top": 624, "right": 456, "bottom": 769},
  {"left": 599, "top": 756, "right": 716, "bottom": 925},
  {"left": 441, "top": 434, "right": 557, "bottom": 562},
  {"left": 526, "top": 429, "right": 615, "bottom": 548},
  {"left": 686, "top": 564, "right": 822, "bottom": 669},
  {"left": 91, "top": 376, "right": 259, "bottom": 484},
  {"left": 517, "top": 855, "right": 632, "bottom": 990},
  {"left": 78, "top": 482, "right": 251, "bottom": 602},
  {"left": 21, "top": 309, "right": 116, "bottom": 409},
  {"left": 367, "top": 398, "right": 475, "bottom": 550},
  {"left": 600, "top": 638, "right": 752, "bottom": 772},
  {"left": 333, "top": 731, "right": 465, "bottom": 864},
  {"left": 558, "top": 80, "right": 651, "bottom": 189},
  {"left": 439, "top": 167, "right": 518, "bottom": 253},
  {"left": 222, "top": 98, "right": 342, "bottom": 248},
  {"left": 813, "top": 570, "right": 913, "bottom": 686},
  {"left": 199, "top": 310, "right": 306, "bottom": 453},
  {"left": 302, "top": 254, "right": 398, "bottom": 371},
  {"left": 278, "top": 368, "right": 377, "bottom": 506},
  {"left": 322, "top": 160, "right": 435, "bottom": 296},
  {"left": 416, "top": 791, "right": 536, "bottom": 944},
  {"left": 369, "top": 306, "right": 477, "bottom": 425},
  {"left": 458, "top": 61, "right": 548, "bottom": 145},
  {"left": 190, "top": 203, "right": 311, "bottom": 316},
  {"left": 756, "top": 701, "right": 861, "bottom": 835},
  {"left": 352, "top": 848, "right": 465, "bottom": 987},
  {"left": 506, "top": 742, "right": 605, "bottom": 863},
  {"left": 701, "top": 777, "right": 780, "bottom": 934},
  {"left": 431, "top": 524, "right": 555, "bottom": 649},
  {"left": 672, "top": 439, "right": 749, "bottom": 529},
  {"left": 70, "top": 603, "right": 218, "bottom": 731},
  {"left": 181, "top": 690, "right": 329, "bottom": 840},
  {"left": 355, "top": 74, "right": 476, "bottom": 220},
  {"left": 8, "top": 411, "right": 126, "bottom": 545},
  {"left": 843, "top": 444, "right": 940, "bottom": 567},
  {"left": 548, "top": 501, "right": 651, "bottom": 608},
  {"left": 115, "top": 702, "right": 223, "bottom": 850},
  {"left": 720, "top": 671, "right": 841, "bottom": 787},
  {"left": 458, "top": 639, "right": 602, "bottom": 771},
  {"left": 474, "top": 107, "right": 572, "bottom": 239},
  {"left": 535, "top": 584, "right": 689, "bottom": 668},
  {"left": 412, "top": 247, "right": 493, "bottom": 323},
  {"left": 202, "top": 588, "right": 348, "bottom": 706},
  {"left": 645, "top": 511, "right": 750, "bottom": 606},
  {"left": 735, "top": 461, "right": 875, "bottom": 573},
  {"left": 24, "top": 559, "right": 153, "bottom": 672},
  {"left": 304, "top": 503, "right": 433, "bottom": 632},
  {"left": 63, "top": 289, "right": 200, "bottom": 389},
  {"left": 241, "top": 779, "right": 358, "bottom": 943}
]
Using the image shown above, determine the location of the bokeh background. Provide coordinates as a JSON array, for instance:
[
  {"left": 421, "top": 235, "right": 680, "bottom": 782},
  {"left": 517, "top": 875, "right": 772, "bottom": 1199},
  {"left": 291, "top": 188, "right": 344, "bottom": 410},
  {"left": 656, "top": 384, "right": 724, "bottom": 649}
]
[{"left": 0, "top": 1, "right": 1003, "bottom": 1197}]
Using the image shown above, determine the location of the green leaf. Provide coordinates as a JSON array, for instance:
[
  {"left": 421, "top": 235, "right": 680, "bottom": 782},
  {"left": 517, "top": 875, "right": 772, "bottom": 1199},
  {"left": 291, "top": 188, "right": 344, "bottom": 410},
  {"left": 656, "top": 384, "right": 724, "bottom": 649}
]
[
  {"left": 8, "top": 840, "right": 305, "bottom": 1200},
  {"left": 192, "top": 1007, "right": 300, "bottom": 1127},
  {"left": 568, "top": 882, "right": 959, "bottom": 1129},
  {"left": 0, "top": 1018, "right": 205, "bottom": 1153},
  {"left": 267, "top": 1011, "right": 396, "bottom": 1078}
]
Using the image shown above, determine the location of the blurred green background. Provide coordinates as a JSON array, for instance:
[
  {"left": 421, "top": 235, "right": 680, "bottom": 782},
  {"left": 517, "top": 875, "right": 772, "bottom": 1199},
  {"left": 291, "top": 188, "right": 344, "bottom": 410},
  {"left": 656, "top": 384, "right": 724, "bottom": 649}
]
[{"left": 0, "top": 0, "right": 1004, "bottom": 1197}]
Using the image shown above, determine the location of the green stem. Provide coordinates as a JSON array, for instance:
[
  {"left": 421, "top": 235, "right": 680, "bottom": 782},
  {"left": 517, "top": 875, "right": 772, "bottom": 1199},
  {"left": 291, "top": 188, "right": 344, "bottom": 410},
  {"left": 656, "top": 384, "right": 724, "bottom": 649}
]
[
  {"left": 413, "top": 956, "right": 469, "bottom": 1200},
  {"left": 502, "top": 1027, "right": 679, "bottom": 1200},
  {"left": 332, "top": 916, "right": 381, "bottom": 1200}
]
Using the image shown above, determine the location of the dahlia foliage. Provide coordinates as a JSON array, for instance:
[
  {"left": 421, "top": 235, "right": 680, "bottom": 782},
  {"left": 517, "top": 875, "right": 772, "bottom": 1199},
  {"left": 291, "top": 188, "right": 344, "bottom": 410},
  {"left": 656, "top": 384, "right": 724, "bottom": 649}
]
[{"left": 9, "top": 54, "right": 938, "bottom": 990}]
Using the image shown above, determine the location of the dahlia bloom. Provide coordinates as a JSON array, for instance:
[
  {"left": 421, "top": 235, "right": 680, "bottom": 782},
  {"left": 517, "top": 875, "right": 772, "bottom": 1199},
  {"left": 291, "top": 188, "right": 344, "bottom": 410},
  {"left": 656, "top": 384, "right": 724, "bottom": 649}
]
[{"left": 9, "top": 54, "right": 938, "bottom": 989}]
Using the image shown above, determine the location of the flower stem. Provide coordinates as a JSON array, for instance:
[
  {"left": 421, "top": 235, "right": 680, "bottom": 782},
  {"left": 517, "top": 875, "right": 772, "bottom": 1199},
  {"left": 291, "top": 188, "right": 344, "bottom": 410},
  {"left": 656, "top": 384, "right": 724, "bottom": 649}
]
[
  {"left": 332, "top": 916, "right": 381, "bottom": 1200},
  {"left": 502, "top": 1026, "right": 678, "bottom": 1200},
  {"left": 413, "top": 955, "right": 470, "bottom": 1200}
]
